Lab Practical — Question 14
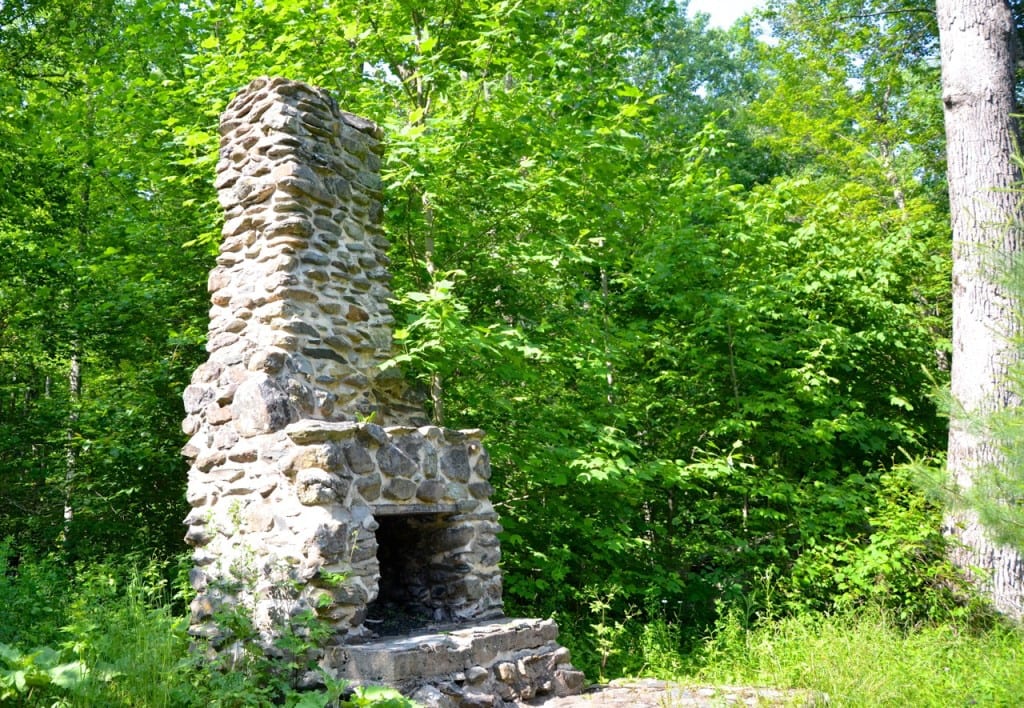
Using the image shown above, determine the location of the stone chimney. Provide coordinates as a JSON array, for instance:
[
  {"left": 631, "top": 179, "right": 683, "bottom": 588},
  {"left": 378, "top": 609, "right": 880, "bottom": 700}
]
[{"left": 181, "top": 77, "right": 582, "bottom": 705}]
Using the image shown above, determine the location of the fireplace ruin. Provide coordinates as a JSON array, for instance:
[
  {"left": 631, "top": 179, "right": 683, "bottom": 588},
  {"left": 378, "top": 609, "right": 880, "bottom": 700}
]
[{"left": 180, "top": 77, "right": 582, "bottom": 705}]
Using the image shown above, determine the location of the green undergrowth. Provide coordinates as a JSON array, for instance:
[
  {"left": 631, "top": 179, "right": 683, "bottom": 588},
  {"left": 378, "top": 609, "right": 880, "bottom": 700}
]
[
  {"left": 692, "top": 608, "right": 1024, "bottom": 706},
  {"left": 4, "top": 542, "right": 1023, "bottom": 707},
  {"left": 564, "top": 607, "right": 1024, "bottom": 707},
  {"left": 0, "top": 547, "right": 188, "bottom": 707},
  {"left": 0, "top": 544, "right": 414, "bottom": 707}
]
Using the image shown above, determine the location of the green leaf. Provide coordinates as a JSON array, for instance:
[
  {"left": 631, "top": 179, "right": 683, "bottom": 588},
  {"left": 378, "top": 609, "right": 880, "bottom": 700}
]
[
  {"left": 290, "top": 692, "right": 329, "bottom": 708},
  {"left": 48, "top": 661, "right": 88, "bottom": 689}
]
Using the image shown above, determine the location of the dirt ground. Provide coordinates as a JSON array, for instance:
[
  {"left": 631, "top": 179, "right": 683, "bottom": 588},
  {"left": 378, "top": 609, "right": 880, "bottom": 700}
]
[{"left": 522, "top": 679, "right": 822, "bottom": 707}]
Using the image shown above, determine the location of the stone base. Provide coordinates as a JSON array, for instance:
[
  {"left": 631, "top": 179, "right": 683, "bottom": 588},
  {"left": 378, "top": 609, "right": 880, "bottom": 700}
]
[{"left": 323, "top": 617, "right": 585, "bottom": 707}]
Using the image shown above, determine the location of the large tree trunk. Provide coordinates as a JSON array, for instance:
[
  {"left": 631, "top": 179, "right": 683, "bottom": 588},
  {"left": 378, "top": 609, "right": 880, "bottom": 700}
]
[{"left": 938, "top": 0, "right": 1024, "bottom": 618}]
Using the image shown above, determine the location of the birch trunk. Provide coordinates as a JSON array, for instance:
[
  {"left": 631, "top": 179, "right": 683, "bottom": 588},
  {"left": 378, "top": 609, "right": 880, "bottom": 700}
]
[
  {"left": 938, "top": 0, "right": 1024, "bottom": 618},
  {"left": 61, "top": 348, "right": 81, "bottom": 546}
]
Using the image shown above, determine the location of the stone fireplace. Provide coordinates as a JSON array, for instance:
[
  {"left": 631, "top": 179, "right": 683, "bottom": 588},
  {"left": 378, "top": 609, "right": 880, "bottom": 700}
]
[{"left": 181, "top": 77, "right": 582, "bottom": 705}]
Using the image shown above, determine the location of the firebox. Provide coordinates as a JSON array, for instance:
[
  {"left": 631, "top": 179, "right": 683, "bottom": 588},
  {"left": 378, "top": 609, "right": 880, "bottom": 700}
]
[{"left": 367, "top": 508, "right": 463, "bottom": 635}]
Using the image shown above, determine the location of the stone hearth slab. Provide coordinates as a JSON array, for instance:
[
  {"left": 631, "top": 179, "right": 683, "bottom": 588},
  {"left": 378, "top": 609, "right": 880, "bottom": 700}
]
[{"left": 323, "top": 617, "right": 584, "bottom": 704}]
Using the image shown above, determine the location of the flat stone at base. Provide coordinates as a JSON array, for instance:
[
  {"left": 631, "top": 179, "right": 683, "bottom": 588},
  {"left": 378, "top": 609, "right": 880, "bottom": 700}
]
[
  {"left": 322, "top": 618, "right": 581, "bottom": 706},
  {"left": 411, "top": 684, "right": 457, "bottom": 708},
  {"left": 519, "top": 680, "right": 823, "bottom": 707}
]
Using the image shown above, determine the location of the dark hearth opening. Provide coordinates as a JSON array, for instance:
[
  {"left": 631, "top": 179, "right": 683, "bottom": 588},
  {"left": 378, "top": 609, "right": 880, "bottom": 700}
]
[{"left": 367, "top": 511, "right": 465, "bottom": 636}]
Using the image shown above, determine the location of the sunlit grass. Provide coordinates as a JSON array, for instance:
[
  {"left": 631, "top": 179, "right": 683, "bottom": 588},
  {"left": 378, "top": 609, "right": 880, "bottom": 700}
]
[{"left": 687, "top": 608, "right": 1024, "bottom": 706}]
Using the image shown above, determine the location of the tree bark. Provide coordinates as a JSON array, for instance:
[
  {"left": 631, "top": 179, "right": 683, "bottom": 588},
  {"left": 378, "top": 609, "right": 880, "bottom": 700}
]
[
  {"left": 938, "top": 0, "right": 1024, "bottom": 618},
  {"left": 61, "top": 348, "right": 81, "bottom": 547}
]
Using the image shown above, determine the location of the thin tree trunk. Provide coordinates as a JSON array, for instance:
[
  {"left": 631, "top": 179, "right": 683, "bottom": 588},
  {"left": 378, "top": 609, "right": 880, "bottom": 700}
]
[
  {"left": 421, "top": 190, "right": 444, "bottom": 426},
  {"left": 938, "top": 0, "right": 1024, "bottom": 618},
  {"left": 62, "top": 348, "right": 81, "bottom": 545},
  {"left": 599, "top": 267, "right": 615, "bottom": 406},
  {"left": 430, "top": 372, "right": 445, "bottom": 427}
]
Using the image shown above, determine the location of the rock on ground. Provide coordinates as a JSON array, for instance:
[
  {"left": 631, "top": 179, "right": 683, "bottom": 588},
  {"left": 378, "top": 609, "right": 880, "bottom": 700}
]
[{"left": 520, "top": 679, "right": 823, "bottom": 707}]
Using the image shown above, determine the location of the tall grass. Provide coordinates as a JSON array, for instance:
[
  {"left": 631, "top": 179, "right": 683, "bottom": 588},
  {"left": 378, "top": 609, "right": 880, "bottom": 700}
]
[
  {"left": 61, "top": 566, "right": 189, "bottom": 707},
  {"left": 0, "top": 548, "right": 410, "bottom": 707},
  {"left": 0, "top": 544, "right": 188, "bottom": 707},
  {"left": 690, "top": 608, "right": 1024, "bottom": 706}
]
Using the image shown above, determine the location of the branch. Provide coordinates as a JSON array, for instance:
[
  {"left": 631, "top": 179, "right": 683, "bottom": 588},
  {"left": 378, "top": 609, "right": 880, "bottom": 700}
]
[{"left": 834, "top": 7, "right": 936, "bottom": 22}]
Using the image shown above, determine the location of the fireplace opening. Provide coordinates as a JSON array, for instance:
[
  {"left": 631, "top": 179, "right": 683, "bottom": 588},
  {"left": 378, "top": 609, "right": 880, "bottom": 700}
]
[{"left": 366, "top": 511, "right": 465, "bottom": 636}]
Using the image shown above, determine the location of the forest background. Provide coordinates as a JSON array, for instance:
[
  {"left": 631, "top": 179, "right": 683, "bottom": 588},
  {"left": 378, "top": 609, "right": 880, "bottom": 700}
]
[{"left": 1, "top": 0, "right": 1022, "bottom": 705}]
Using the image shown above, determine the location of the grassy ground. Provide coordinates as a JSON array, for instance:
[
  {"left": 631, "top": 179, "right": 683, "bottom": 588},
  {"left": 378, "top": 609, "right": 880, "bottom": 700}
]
[
  {"left": 3, "top": 550, "right": 1023, "bottom": 706},
  {"left": 671, "top": 609, "right": 1024, "bottom": 706}
]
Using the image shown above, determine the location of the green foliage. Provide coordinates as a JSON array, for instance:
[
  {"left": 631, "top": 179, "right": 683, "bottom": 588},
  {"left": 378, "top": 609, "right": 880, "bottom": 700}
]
[
  {"left": 0, "top": 552, "right": 415, "bottom": 707},
  {"left": 168, "top": 600, "right": 422, "bottom": 708},
  {"left": 178, "top": 606, "right": 315, "bottom": 707},
  {"left": 0, "top": 0, "right": 967, "bottom": 692},
  {"left": 0, "top": 539, "right": 67, "bottom": 647},
  {"left": 343, "top": 686, "right": 417, "bottom": 708},
  {"left": 0, "top": 642, "right": 93, "bottom": 705},
  {"left": 692, "top": 608, "right": 1024, "bottom": 706},
  {"left": 781, "top": 466, "right": 972, "bottom": 624},
  {"left": 0, "top": 0, "right": 207, "bottom": 557},
  {"left": 0, "top": 551, "right": 185, "bottom": 706}
]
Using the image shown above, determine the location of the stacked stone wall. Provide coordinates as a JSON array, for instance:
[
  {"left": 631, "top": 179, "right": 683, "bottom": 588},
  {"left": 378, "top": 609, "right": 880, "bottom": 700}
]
[
  {"left": 182, "top": 77, "right": 502, "bottom": 642},
  {"left": 190, "top": 75, "right": 420, "bottom": 431}
]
